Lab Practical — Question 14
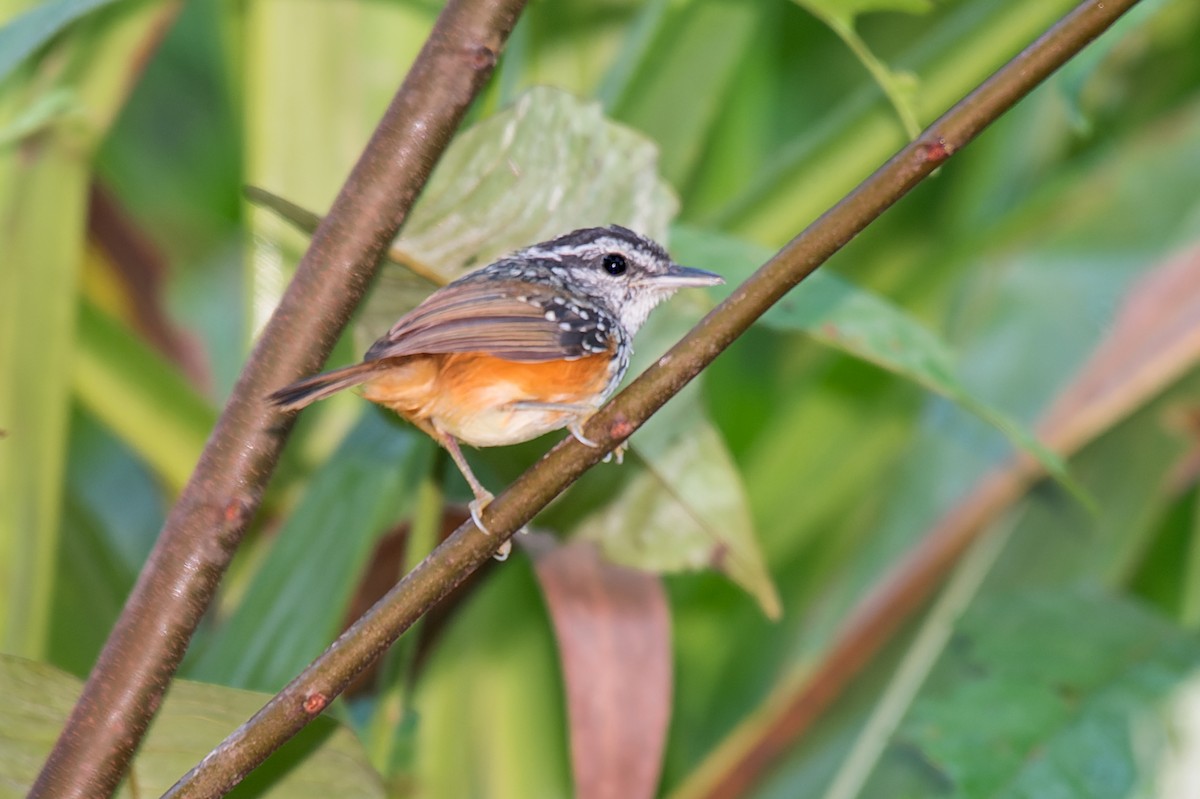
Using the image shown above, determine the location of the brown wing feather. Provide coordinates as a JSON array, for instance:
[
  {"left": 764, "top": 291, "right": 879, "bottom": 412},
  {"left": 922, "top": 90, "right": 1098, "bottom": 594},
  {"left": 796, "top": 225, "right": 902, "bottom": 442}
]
[{"left": 364, "top": 279, "right": 610, "bottom": 363}]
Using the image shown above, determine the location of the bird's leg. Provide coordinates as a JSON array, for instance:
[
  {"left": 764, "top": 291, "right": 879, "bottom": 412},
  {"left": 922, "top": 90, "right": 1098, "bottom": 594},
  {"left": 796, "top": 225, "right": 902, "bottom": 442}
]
[
  {"left": 511, "top": 400, "right": 629, "bottom": 463},
  {"left": 511, "top": 398, "right": 633, "bottom": 460},
  {"left": 511, "top": 401, "right": 601, "bottom": 448},
  {"left": 432, "top": 425, "right": 511, "bottom": 561}
]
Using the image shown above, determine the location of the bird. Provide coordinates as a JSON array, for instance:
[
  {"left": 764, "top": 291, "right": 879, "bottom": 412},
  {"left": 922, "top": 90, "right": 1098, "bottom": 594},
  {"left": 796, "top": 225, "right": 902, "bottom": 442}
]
[{"left": 269, "top": 225, "right": 723, "bottom": 558}]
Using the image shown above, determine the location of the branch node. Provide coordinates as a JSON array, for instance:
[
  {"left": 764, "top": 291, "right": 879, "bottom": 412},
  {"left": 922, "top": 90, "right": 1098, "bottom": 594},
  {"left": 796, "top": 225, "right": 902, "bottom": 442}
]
[
  {"left": 609, "top": 413, "right": 635, "bottom": 440},
  {"left": 466, "top": 43, "right": 499, "bottom": 71},
  {"left": 222, "top": 496, "right": 252, "bottom": 526},
  {"left": 301, "top": 692, "right": 328, "bottom": 715},
  {"left": 920, "top": 136, "right": 952, "bottom": 164}
]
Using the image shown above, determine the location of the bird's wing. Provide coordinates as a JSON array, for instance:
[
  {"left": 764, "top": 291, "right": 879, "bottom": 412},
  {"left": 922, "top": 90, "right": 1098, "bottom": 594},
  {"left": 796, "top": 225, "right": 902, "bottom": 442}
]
[{"left": 364, "top": 279, "right": 616, "bottom": 363}]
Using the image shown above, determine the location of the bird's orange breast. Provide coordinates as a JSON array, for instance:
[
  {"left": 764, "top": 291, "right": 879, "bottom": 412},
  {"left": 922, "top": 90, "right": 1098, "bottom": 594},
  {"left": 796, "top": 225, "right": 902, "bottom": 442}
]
[{"left": 360, "top": 352, "right": 614, "bottom": 447}]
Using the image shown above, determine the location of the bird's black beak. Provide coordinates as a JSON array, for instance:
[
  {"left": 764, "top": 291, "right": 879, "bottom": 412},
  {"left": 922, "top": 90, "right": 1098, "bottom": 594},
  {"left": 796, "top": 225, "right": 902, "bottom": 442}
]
[{"left": 651, "top": 264, "right": 725, "bottom": 289}]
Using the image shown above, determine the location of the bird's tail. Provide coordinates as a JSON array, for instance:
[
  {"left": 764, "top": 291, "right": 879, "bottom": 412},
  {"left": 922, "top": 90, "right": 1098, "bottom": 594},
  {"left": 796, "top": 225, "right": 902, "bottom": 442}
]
[{"left": 268, "top": 362, "right": 379, "bottom": 411}]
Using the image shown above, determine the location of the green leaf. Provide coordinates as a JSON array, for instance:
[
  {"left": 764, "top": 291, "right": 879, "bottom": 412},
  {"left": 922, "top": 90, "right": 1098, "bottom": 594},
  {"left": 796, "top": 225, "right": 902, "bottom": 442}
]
[
  {"left": 794, "top": 0, "right": 932, "bottom": 139},
  {"left": 360, "top": 86, "right": 677, "bottom": 343},
  {"left": 670, "top": 225, "right": 1074, "bottom": 491},
  {"left": 185, "top": 410, "right": 433, "bottom": 691},
  {"left": 576, "top": 415, "right": 781, "bottom": 620},
  {"left": 412, "top": 559, "right": 571, "bottom": 797},
  {"left": 873, "top": 589, "right": 1200, "bottom": 798},
  {"left": 0, "top": 653, "right": 384, "bottom": 798},
  {"left": 0, "top": 0, "right": 122, "bottom": 85}
]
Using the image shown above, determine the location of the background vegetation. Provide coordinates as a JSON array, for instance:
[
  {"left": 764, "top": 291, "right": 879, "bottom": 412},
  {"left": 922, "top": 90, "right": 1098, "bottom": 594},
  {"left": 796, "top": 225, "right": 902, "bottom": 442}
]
[{"left": 3, "top": 0, "right": 1200, "bottom": 796}]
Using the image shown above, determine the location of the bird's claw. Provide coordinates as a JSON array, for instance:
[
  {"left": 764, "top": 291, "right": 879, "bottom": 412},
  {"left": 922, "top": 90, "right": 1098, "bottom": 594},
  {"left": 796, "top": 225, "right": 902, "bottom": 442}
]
[
  {"left": 568, "top": 420, "right": 598, "bottom": 448},
  {"left": 602, "top": 442, "right": 628, "bottom": 465},
  {"left": 468, "top": 494, "right": 495, "bottom": 535},
  {"left": 469, "top": 493, "right": 525, "bottom": 561}
]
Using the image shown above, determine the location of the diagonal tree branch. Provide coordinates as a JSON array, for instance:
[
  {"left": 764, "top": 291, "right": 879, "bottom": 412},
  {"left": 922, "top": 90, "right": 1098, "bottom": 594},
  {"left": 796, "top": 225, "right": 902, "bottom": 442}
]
[
  {"left": 29, "top": 0, "right": 528, "bottom": 796},
  {"left": 162, "top": 1, "right": 1142, "bottom": 796}
]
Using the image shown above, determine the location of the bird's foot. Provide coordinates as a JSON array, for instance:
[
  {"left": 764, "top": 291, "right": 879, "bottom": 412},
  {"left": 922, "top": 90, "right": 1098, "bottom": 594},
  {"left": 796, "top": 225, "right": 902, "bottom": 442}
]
[
  {"left": 567, "top": 417, "right": 599, "bottom": 448},
  {"left": 602, "top": 442, "right": 628, "bottom": 465},
  {"left": 468, "top": 493, "right": 526, "bottom": 561}
]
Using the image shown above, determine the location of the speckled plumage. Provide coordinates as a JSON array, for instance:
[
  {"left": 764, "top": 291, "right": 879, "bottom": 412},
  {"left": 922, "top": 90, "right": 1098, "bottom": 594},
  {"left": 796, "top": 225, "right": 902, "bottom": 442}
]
[{"left": 270, "top": 225, "right": 723, "bottom": 555}]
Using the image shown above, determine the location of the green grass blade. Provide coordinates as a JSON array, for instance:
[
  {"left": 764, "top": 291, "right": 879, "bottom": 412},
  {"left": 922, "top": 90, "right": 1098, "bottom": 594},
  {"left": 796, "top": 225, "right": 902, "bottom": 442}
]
[
  {"left": 0, "top": 0, "right": 178, "bottom": 657},
  {"left": 72, "top": 301, "right": 215, "bottom": 494},
  {"left": 185, "top": 410, "right": 432, "bottom": 691}
]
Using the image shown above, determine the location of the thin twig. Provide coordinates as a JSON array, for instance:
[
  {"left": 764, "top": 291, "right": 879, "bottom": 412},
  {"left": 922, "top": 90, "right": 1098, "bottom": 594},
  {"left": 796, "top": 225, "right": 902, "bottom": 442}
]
[
  {"left": 245, "top": 185, "right": 448, "bottom": 286},
  {"left": 164, "top": 1, "right": 1142, "bottom": 797},
  {"left": 28, "top": 0, "right": 526, "bottom": 796}
]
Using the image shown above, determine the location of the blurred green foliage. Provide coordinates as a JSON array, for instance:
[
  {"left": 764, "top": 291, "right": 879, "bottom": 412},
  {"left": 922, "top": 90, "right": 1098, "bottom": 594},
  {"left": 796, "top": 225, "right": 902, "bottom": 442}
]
[{"left": 3, "top": 0, "right": 1200, "bottom": 796}]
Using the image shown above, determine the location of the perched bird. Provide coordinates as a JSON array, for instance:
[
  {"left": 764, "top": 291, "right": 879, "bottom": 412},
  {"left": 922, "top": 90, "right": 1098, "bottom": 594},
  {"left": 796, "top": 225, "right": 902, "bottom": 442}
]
[{"left": 270, "top": 225, "right": 723, "bottom": 556}]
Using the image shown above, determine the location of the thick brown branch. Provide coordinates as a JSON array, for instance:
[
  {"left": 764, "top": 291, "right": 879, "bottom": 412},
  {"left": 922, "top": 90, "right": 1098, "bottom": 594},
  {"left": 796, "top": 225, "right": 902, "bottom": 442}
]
[
  {"left": 28, "top": 0, "right": 527, "bottom": 797},
  {"left": 162, "top": 1, "right": 1142, "bottom": 796}
]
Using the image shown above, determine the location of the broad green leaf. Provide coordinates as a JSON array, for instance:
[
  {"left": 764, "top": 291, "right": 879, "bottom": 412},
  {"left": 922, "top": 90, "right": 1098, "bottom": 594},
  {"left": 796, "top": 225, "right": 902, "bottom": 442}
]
[
  {"left": 867, "top": 589, "right": 1200, "bottom": 798},
  {"left": 185, "top": 410, "right": 433, "bottom": 691},
  {"left": 0, "top": 0, "right": 122, "bottom": 84},
  {"left": 360, "top": 85, "right": 676, "bottom": 342},
  {"left": 72, "top": 300, "right": 215, "bottom": 493},
  {"left": 412, "top": 558, "right": 571, "bottom": 797},
  {"left": 670, "top": 225, "right": 1072, "bottom": 490},
  {"left": 0, "top": 0, "right": 179, "bottom": 659},
  {"left": 818, "top": 525, "right": 1012, "bottom": 799},
  {"left": 576, "top": 417, "right": 781, "bottom": 620},
  {"left": 0, "top": 653, "right": 384, "bottom": 798}
]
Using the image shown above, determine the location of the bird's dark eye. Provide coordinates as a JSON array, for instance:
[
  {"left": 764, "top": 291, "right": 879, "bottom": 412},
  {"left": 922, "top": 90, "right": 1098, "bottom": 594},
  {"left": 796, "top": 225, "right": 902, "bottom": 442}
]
[{"left": 602, "top": 253, "right": 628, "bottom": 276}]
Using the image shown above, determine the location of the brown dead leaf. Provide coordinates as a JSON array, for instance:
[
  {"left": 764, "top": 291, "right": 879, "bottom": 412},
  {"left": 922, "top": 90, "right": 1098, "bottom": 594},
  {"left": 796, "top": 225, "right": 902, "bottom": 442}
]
[
  {"left": 528, "top": 535, "right": 673, "bottom": 799},
  {"left": 1036, "top": 242, "right": 1200, "bottom": 452}
]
